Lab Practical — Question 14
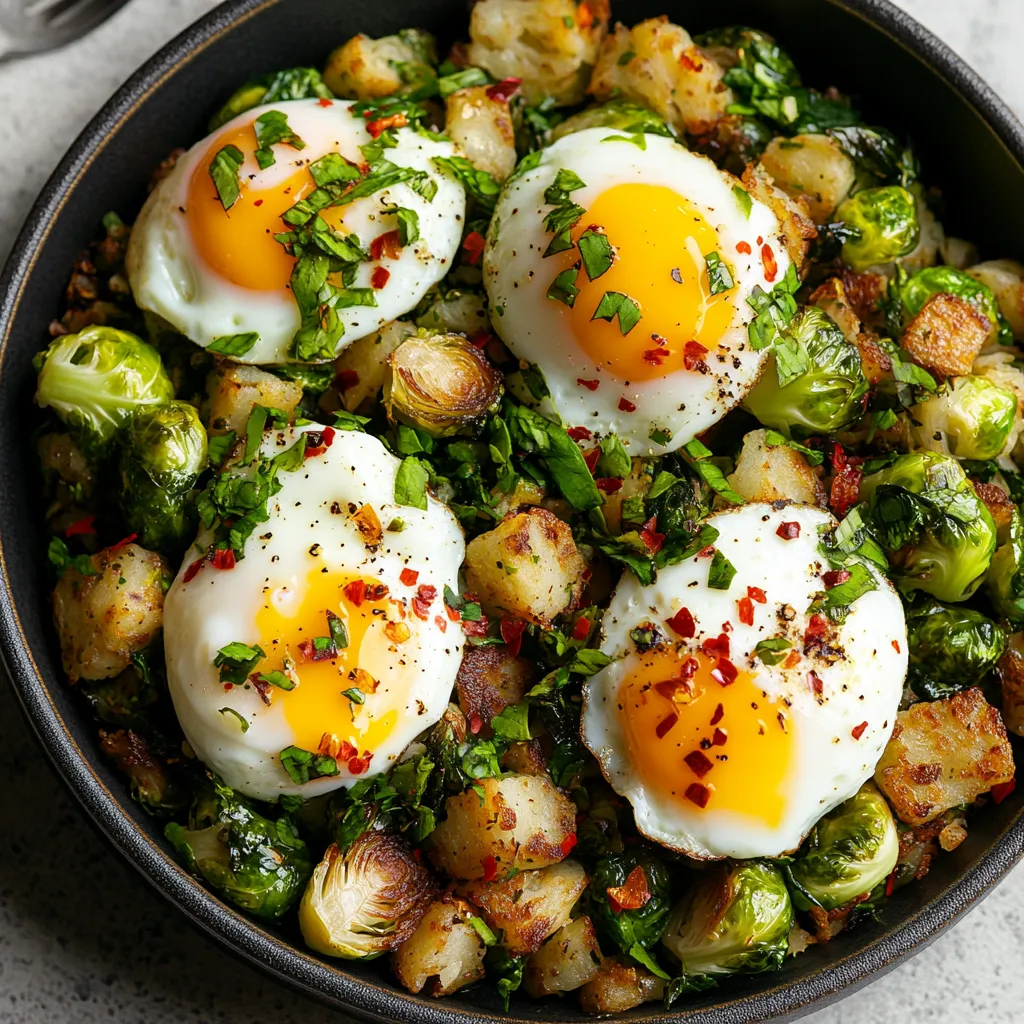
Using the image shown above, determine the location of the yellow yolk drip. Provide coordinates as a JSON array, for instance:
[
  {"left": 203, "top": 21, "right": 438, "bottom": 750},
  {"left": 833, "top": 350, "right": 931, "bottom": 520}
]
[
  {"left": 254, "top": 569, "right": 400, "bottom": 757},
  {"left": 563, "top": 183, "right": 735, "bottom": 382},
  {"left": 617, "top": 647, "right": 793, "bottom": 826}
]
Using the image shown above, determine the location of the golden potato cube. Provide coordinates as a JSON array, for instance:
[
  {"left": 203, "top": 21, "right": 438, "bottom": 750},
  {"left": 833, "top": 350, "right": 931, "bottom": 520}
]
[
  {"left": 901, "top": 292, "right": 991, "bottom": 379},
  {"left": 524, "top": 915, "right": 603, "bottom": 997},
  {"left": 727, "top": 429, "right": 825, "bottom": 506},
  {"left": 455, "top": 643, "right": 535, "bottom": 732},
  {"left": 968, "top": 259, "right": 1024, "bottom": 339},
  {"left": 334, "top": 321, "right": 417, "bottom": 413},
  {"left": 325, "top": 33, "right": 423, "bottom": 101},
  {"left": 392, "top": 896, "right": 487, "bottom": 997},
  {"left": 206, "top": 362, "right": 303, "bottom": 434},
  {"left": 445, "top": 86, "right": 517, "bottom": 181},
  {"left": 997, "top": 632, "right": 1024, "bottom": 738},
  {"left": 578, "top": 957, "right": 665, "bottom": 1015},
  {"left": 760, "top": 134, "right": 856, "bottom": 224},
  {"left": 742, "top": 163, "right": 817, "bottom": 273}
]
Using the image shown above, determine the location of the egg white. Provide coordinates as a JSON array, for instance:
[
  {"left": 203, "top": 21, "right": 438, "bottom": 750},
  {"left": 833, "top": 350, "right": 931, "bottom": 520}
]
[{"left": 581, "top": 502, "right": 907, "bottom": 859}]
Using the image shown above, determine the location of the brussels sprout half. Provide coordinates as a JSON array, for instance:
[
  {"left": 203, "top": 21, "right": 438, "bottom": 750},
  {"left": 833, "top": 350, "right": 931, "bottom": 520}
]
[
  {"left": 742, "top": 305, "right": 869, "bottom": 438},
  {"left": 911, "top": 375, "right": 1017, "bottom": 462},
  {"left": 860, "top": 451, "right": 997, "bottom": 603},
  {"left": 165, "top": 780, "right": 312, "bottom": 921},
  {"left": 899, "top": 265, "right": 1003, "bottom": 329},
  {"left": 551, "top": 99, "right": 675, "bottom": 142},
  {"left": 834, "top": 185, "right": 920, "bottom": 271},
  {"left": 35, "top": 326, "right": 175, "bottom": 453},
  {"left": 987, "top": 506, "right": 1024, "bottom": 626},
  {"left": 660, "top": 861, "right": 792, "bottom": 979},
  {"left": 788, "top": 784, "right": 899, "bottom": 911}
]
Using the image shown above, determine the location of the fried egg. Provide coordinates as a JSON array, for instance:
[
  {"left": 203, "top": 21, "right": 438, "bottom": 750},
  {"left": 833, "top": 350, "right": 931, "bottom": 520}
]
[
  {"left": 483, "top": 129, "right": 789, "bottom": 454},
  {"left": 127, "top": 98, "right": 465, "bottom": 364},
  {"left": 581, "top": 502, "right": 907, "bottom": 859},
  {"left": 163, "top": 427, "right": 465, "bottom": 801}
]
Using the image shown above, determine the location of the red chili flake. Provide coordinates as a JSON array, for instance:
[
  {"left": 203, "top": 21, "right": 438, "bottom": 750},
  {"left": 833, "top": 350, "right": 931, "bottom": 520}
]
[
  {"left": 434, "top": 615, "right": 447, "bottom": 633},
  {"left": 822, "top": 569, "right": 851, "bottom": 588},
  {"left": 461, "top": 616, "right": 490, "bottom": 638},
  {"left": 892, "top": 639, "right": 901, "bottom": 653},
  {"left": 618, "top": 396, "right": 637, "bottom": 413},
  {"left": 304, "top": 425, "right": 336, "bottom": 458},
  {"left": 559, "top": 832, "right": 578, "bottom": 857},
  {"left": 666, "top": 607, "right": 696, "bottom": 638},
  {"left": 347, "top": 752, "right": 373, "bottom": 775},
  {"left": 571, "top": 617, "right": 590, "bottom": 641},
  {"left": 462, "top": 230, "right": 486, "bottom": 265},
  {"left": 412, "top": 584, "right": 436, "bottom": 620},
  {"left": 607, "top": 866, "right": 652, "bottom": 914},
  {"left": 567, "top": 426, "right": 593, "bottom": 441},
  {"left": 371, "top": 266, "right": 391, "bottom": 290},
  {"left": 297, "top": 638, "right": 337, "bottom": 662},
  {"left": 445, "top": 602, "right": 461, "bottom": 622},
  {"left": 643, "top": 347, "right": 669, "bottom": 365},
  {"left": 805, "top": 614, "right": 826, "bottom": 640},
  {"left": 370, "top": 230, "right": 402, "bottom": 261},
  {"left": 679, "top": 49, "right": 703, "bottom": 72},
  {"left": 596, "top": 477, "right": 623, "bottom": 494},
  {"left": 250, "top": 674, "right": 273, "bottom": 705},
  {"left": 335, "top": 739, "right": 359, "bottom": 761},
  {"left": 468, "top": 712, "right": 483, "bottom": 735},
  {"left": 776, "top": 521, "right": 800, "bottom": 540},
  {"left": 317, "top": 97, "right": 334, "bottom": 107},
  {"left": 746, "top": 586, "right": 765, "bottom": 604},
  {"left": 223, "top": 682, "right": 233, "bottom": 691},
  {"left": 655, "top": 713, "right": 678, "bottom": 739},
  {"left": 366, "top": 112, "right": 408, "bottom": 138},
  {"left": 110, "top": 533, "right": 139, "bottom": 552},
  {"left": 783, "top": 650, "right": 801, "bottom": 669},
  {"left": 685, "top": 782, "right": 711, "bottom": 808},
  {"left": 711, "top": 658, "right": 738, "bottom": 686},
  {"left": 851, "top": 721, "right": 868, "bottom": 740},
  {"left": 211, "top": 547, "right": 235, "bottom": 570},
  {"left": 469, "top": 331, "right": 490, "bottom": 349},
  {"left": 992, "top": 779, "right": 1017, "bottom": 804},
  {"left": 683, "top": 340, "right": 708, "bottom": 371},
  {"left": 756, "top": 236, "right": 764, "bottom": 246},
  {"left": 654, "top": 679, "right": 680, "bottom": 699},
  {"left": 737, "top": 596, "right": 754, "bottom": 626},
  {"left": 697, "top": 544, "right": 715, "bottom": 558},
  {"left": 710, "top": 703, "right": 725, "bottom": 726},
  {"left": 736, "top": 240, "right": 752, "bottom": 255},
  {"left": 684, "top": 749, "right": 714, "bottom": 777},
  {"left": 183, "top": 555, "right": 207, "bottom": 583},
  {"left": 65, "top": 515, "right": 96, "bottom": 537},
  {"left": 577, "top": 378, "right": 600, "bottom": 391},
  {"left": 712, "top": 728, "right": 728, "bottom": 746},
  {"left": 885, "top": 869, "right": 896, "bottom": 897},
  {"left": 702, "top": 633, "right": 730, "bottom": 658},
  {"left": 252, "top": 199, "right": 264, "bottom": 207},
  {"left": 485, "top": 76, "right": 522, "bottom": 102},
  {"left": 830, "top": 463, "right": 864, "bottom": 517},
  {"left": 400, "top": 568, "right": 419, "bottom": 587},
  {"left": 650, "top": 333, "right": 668, "bottom": 347},
  {"left": 344, "top": 580, "right": 367, "bottom": 606},
  {"left": 336, "top": 368, "right": 360, "bottom": 391},
  {"left": 639, "top": 516, "right": 665, "bottom": 554},
  {"left": 500, "top": 616, "right": 527, "bottom": 656},
  {"left": 583, "top": 448, "right": 600, "bottom": 473},
  {"left": 807, "top": 670, "right": 824, "bottom": 697}
]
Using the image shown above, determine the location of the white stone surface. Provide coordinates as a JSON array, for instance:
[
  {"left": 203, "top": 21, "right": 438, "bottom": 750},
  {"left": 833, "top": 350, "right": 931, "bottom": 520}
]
[{"left": 0, "top": 0, "right": 1022, "bottom": 1021}]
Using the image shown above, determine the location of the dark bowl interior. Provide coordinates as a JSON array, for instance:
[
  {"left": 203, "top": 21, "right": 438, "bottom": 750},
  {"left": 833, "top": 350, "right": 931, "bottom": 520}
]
[{"left": 2, "top": 0, "right": 1024, "bottom": 1021}]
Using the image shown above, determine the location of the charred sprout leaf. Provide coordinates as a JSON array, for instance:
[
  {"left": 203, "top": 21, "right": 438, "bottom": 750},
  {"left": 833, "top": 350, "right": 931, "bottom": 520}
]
[
  {"left": 834, "top": 186, "right": 920, "bottom": 271},
  {"left": 987, "top": 507, "right": 1024, "bottom": 625},
  {"left": 827, "top": 125, "right": 917, "bottom": 188}
]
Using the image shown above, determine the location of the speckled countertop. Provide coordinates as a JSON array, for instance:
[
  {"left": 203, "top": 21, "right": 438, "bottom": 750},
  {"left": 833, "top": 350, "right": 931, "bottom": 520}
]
[{"left": 1, "top": 1, "right": 1023, "bottom": 1021}]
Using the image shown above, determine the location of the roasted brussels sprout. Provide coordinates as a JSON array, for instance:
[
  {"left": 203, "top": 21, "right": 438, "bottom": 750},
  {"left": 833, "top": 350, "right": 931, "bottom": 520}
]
[
  {"left": 299, "top": 832, "right": 436, "bottom": 958},
  {"left": 35, "top": 326, "right": 175, "bottom": 452},
  {"left": 905, "top": 598, "right": 1006, "bottom": 700},
  {"left": 987, "top": 507, "right": 1024, "bottom": 625},
  {"left": 742, "top": 306, "right": 869, "bottom": 438},
  {"left": 384, "top": 334, "right": 503, "bottom": 437},
  {"left": 860, "top": 451, "right": 997, "bottom": 603},
  {"left": 660, "top": 861, "right": 792, "bottom": 979},
  {"left": 551, "top": 99, "right": 674, "bottom": 141},
  {"left": 119, "top": 402, "right": 208, "bottom": 551},
  {"left": 834, "top": 186, "right": 920, "bottom": 271},
  {"left": 413, "top": 289, "right": 489, "bottom": 336},
  {"left": 209, "top": 67, "right": 333, "bottom": 129},
  {"left": 165, "top": 780, "right": 312, "bottom": 921},
  {"left": 788, "top": 784, "right": 899, "bottom": 910},
  {"left": 586, "top": 851, "right": 673, "bottom": 962},
  {"left": 910, "top": 376, "right": 1017, "bottom": 461}
]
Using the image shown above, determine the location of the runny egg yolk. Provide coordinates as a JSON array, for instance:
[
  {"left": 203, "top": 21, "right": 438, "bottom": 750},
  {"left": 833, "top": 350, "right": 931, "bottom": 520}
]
[
  {"left": 562, "top": 183, "right": 735, "bottom": 383},
  {"left": 617, "top": 646, "right": 794, "bottom": 827},
  {"left": 254, "top": 569, "right": 402, "bottom": 760}
]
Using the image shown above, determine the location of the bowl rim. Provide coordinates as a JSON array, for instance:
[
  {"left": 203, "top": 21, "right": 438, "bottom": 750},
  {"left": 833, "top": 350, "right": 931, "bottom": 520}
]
[{"left": 2, "top": 0, "right": 1024, "bottom": 1021}]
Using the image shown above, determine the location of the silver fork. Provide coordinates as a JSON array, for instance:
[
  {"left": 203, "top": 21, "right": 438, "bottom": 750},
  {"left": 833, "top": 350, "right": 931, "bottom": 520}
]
[{"left": 0, "top": 0, "right": 132, "bottom": 59}]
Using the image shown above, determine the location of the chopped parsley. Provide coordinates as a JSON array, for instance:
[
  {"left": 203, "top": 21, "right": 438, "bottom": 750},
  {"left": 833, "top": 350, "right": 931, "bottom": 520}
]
[
  {"left": 704, "top": 251, "right": 734, "bottom": 295},
  {"left": 542, "top": 168, "right": 586, "bottom": 256},
  {"left": 214, "top": 641, "right": 265, "bottom": 684},
  {"left": 708, "top": 549, "right": 737, "bottom": 590},
  {"left": 327, "top": 610, "right": 349, "bottom": 650},
  {"left": 253, "top": 109, "right": 306, "bottom": 169},
  {"left": 256, "top": 669, "right": 295, "bottom": 692},
  {"left": 209, "top": 144, "right": 245, "bottom": 210},
  {"left": 732, "top": 184, "right": 753, "bottom": 218},
  {"left": 753, "top": 638, "right": 793, "bottom": 665},
  {"left": 578, "top": 228, "right": 615, "bottom": 281},
  {"left": 547, "top": 265, "right": 580, "bottom": 307},
  {"left": 207, "top": 332, "right": 259, "bottom": 356},
  {"left": 763, "top": 429, "right": 824, "bottom": 466},
  {"left": 394, "top": 455, "right": 430, "bottom": 509},
  {"left": 279, "top": 745, "right": 340, "bottom": 784},
  {"left": 592, "top": 291, "right": 641, "bottom": 334},
  {"left": 746, "top": 263, "right": 800, "bottom": 352},
  {"left": 218, "top": 708, "right": 250, "bottom": 732},
  {"left": 433, "top": 155, "right": 501, "bottom": 212},
  {"left": 682, "top": 438, "right": 745, "bottom": 505}
]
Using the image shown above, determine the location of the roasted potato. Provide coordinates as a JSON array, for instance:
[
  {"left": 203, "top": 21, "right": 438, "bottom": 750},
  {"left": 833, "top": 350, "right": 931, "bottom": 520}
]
[
  {"left": 445, "top": 86, "right": 517, "bottom": 181},
  {"left": 727, "top": 429, "right": 825, "bottom": 506},
  {"left": 577, "top": 957, "right": 665, "bottom": 1015},
  {"left": 500, "top": 739, "right": 549, "bottom": 776},
  {"left": 759, "top": 134, "right": 856, "bottom": 224},
  {"left": 742, "top": 163, "right": 817, "bottom": 273},
  {"left": 997, "top": 631, "right": 1024, "bottom": 738},
  {"left": 427, "top": 774, "right": 577, "bottom": 880},
  {"left": 206, "top": 362, "right": 303, "bottom": 434},
  {"left": 456, "top": 643, "right": 536, "bottom": 733},
  {"left": 967, "top": 259, "right": 1024, "bottom": 339},
  {"left": 524, "top": 915, "right": 603, "bottom": 997},
  {"left": 874, "top": 687, "right": 1015, "bottom": 825},
  {"left": 392, "top": 895, "right": 487, "bottom": 996},
  {"left": 901, "top": 292, "right": 991, "bottom": 379},
  {"left": 334, "top": 321, "right": 417, "bottom": 414},
  {"left": 325, "top": 31, "right": 434, "bottom": 101}
]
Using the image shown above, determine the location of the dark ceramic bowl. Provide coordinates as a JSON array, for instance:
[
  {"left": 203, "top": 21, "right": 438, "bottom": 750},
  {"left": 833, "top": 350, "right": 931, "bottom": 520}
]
[{"left": 1, "top": 1, "right": 1023, "bottom": 1021}]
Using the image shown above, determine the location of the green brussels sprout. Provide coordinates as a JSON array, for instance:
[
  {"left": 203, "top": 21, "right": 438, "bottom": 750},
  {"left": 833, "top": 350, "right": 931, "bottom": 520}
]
[
  {"left": 742, "top": 305, "right": 869, "bottom": 438},
  {"left": 860, "top": 451, "right": 997, "bottom": 602},
  {"left": 987, "top": 507, "right": 1024, "bottom": 625},
  {"left": 165, "top": 779, "right": 312, "bottom": 921},
  {"left": 209, "top": 66, "right": 333, "bottom": 130},
  {"left": 384, "top": 334, "right": 503, "bottom": 437},
  {"left": 897, "top": 265, "right": 1003, "bottom": 332},
  {"left": 834, "top": 186, "right": 920, "bottom": 271},
  {"left": 414, "top": 288, "right": 489, "bottom": 336},
  {"left": 119, "top": 402, "right": 208, "bottom": 551},
  {"left": 551, "top": 99, "right": 674, "bottom": 141},
  {"left": 586, "top": 851, "right": 673, "bottom": 962},
  {"left": 660, "top": 861, "right": 792, "bottom": 979},
  {"left": 905, "top": 598, "right": 1005, "bottom": 700},
  {"left": 788, "top": 784, "right": 899, "bottom": 911},
  {"left": 36, "top": 326, "right": 175, "bottom": 453},
  {"left": 911, "top": 376, "right": 1017, "bottom": 461}
]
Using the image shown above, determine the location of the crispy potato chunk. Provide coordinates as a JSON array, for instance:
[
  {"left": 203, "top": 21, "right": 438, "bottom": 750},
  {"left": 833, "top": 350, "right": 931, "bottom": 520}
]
[
  {"left": 334, "top": 321, "right": 417, "bottom": 414},
  {"left": 392, "top": 895, "right": 487, "bottom": 997},
  {"left": 468, "top": 0, "right": 610, "bottom": 106},
  {"left": 53, "top": 544, "right": 168, "bottom": 682},
  {"left": 874, "top": 687, "right": 1015, "bottom": 825},
  {"left": 759, "top": 134, "right": 856, "bottom": 224},
  {"left": 974, "top": 481, "right": 1015, "bottom": 534},
  {"left": 524, "top": 915, "right": 603, "bottom": 997},
  {"left": 997, "top": 632, "right": 1024, "bottom": 738},
  {"left": 206, "top": 362, "right": 303, "bottom": 434},
  {"left": 809, "top": 278, "right": 892, "bottom": 386},
  {"left": 445, "top": 86, "right": 517, "bottom": 181},
  {"left": 742, "top": 163, "right": 817, "bottom": 273},
  {"left": 463, "top": 507, "right": 587, "bottom": 627},
  {"left": 460, "top": 860, "right": 587, "bottom": 956},
  {"left": 728, "top": 429, "right": 825, "bottom": 507},
  {"left": 428, "top": 774, "right": 577, "bottom": 880},
  {"left": 968, "top": 259, "right": 1024, "bottom": 339},
  {"left": 456, "top": 644, "right": 535, "bottom": 732},
  {"left": 901, "top": 292, "right": 991, "bottom": 380},
  {"left": 325, "top": 33, "right": 424, "bottom": 101},
  {"left": 578, "top": 957, "right": 665, "bottom": 1015},
  {"left": 589, "top": 17, "right": 732, "bottom": 135},
  {"left": 500, "top": 739, "right": 549, "bottom": 776}
]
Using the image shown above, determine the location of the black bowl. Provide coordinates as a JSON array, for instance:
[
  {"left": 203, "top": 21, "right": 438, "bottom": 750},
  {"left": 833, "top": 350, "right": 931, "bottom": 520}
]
[{"left": 1, "top": 1, "right": 1023, "bottom": 1021}]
